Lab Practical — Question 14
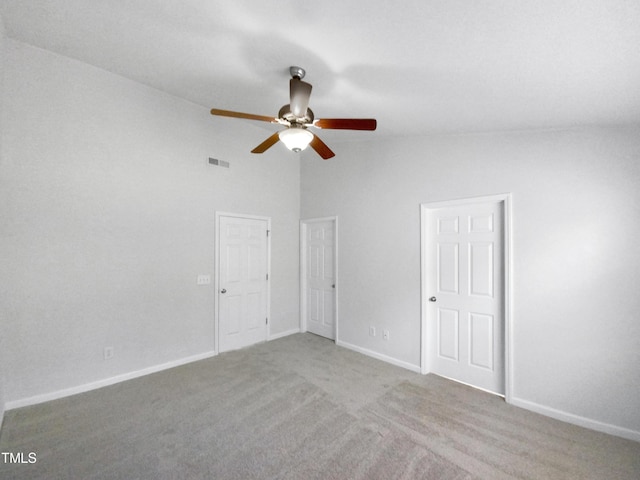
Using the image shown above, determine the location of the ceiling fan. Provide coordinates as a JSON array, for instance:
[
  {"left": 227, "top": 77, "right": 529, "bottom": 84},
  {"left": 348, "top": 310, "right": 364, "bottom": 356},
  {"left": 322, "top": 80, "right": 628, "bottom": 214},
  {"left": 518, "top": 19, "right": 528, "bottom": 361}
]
[{"left": 210, "top": 66, "right": 377, "bottom": 159}]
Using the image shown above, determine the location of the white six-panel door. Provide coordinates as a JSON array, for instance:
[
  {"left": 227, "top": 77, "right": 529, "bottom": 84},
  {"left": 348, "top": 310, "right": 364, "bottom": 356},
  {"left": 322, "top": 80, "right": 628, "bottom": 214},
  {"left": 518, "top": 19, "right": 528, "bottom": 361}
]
[
  {"left": 302, "top": 219, "right": 336, "bottom": 340},
  {"left": 425, "top": 199, "right": 505, "bottom": 395},
  {"left": 217, "top": 215, "right": 269, "bottom": 353}
]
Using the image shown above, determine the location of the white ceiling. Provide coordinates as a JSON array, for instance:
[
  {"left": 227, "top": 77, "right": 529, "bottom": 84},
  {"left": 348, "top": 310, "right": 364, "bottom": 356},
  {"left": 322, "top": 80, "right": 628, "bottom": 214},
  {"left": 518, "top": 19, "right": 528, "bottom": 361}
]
[{"left": 2, "top": 0, "right": 640, "bottom": 140}]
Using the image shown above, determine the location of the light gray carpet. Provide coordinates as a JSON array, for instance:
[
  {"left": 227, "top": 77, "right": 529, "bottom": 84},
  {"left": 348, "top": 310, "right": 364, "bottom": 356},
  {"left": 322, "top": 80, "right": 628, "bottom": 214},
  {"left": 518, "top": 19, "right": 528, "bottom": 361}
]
[{"left": 1, "top": 333, "right": 638, "bottom": 479}]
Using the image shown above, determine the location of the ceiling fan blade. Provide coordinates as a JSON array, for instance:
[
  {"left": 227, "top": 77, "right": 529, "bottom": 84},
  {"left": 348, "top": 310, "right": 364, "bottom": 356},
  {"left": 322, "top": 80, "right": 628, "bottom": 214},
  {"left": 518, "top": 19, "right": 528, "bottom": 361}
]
[
  {"left": 211, "top": 108, "right": 277, "bottom": 123},
  {"left": 251, "top": 132, "right": 281, "bottom": 154},
  {"left": 314, "top": 118, "right": 377, "bottom": 130},
  {"left": 290, "top": 78, "right": 312, "bottom": 118},
  {"left": 309, "top": 134, "right": 335, "bottom": 160}
]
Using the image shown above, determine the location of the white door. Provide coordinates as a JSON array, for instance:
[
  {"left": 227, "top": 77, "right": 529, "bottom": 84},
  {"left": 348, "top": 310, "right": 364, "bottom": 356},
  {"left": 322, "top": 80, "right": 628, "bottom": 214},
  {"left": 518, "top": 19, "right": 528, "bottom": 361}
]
[
  {"left": 302, "top": 219, "right": 336, "bottom": 340},
  {"left": 218, "top": 215, "right": 269, "bottom": 353},
  {"left": 426, "top": 199, "right": 505, "bottom": 394}
]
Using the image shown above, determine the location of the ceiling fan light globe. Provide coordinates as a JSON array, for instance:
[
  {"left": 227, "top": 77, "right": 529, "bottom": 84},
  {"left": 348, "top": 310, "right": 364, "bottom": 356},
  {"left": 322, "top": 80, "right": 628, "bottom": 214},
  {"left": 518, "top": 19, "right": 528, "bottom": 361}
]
[{"left": 279, "top": 128, "right": 313, "bottom": 153}]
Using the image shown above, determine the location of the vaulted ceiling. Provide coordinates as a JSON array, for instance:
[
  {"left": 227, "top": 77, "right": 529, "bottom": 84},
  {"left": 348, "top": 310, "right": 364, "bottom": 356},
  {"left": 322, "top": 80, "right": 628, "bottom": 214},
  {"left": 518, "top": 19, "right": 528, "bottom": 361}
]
[{"left": 2, "top": 0, "right": 640, "bottom": 141}]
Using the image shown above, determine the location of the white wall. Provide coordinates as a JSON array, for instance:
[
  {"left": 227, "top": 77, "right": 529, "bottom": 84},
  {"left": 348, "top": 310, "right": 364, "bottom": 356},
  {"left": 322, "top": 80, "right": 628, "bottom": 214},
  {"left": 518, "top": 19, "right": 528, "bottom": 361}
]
[
  {"left": 0, "top": 40, "right": 300, "bottom": 404},
  {"left": 301, "top": 127, "right": 640, "bottom": 439}
]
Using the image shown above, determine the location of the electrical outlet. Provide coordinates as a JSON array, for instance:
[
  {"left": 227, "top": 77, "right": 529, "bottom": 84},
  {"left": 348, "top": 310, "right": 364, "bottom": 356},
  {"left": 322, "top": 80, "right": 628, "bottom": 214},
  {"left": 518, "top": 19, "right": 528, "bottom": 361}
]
[
  {"left": 369, "top": 326, "right": 376, "bottom": 337},
  {"left": 104, "top": 346, "right": 114, "bottom": 360},
  {"left": 383, "top": 330, "right": 390, "bottom": 341},
  {"left": 197, "top": 274, "right": 211, "bottom": 285}
]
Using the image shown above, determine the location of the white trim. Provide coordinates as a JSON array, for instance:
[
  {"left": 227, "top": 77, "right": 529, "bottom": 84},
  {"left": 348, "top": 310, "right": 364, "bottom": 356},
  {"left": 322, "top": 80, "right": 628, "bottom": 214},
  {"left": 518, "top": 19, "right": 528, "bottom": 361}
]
[
  {"left": 420, "top": 193, "right": 513, "bottom": 401},
  {"left": 215, "top": 212, "right": 271, "bottom": 354},
  {"left": 300, "top": 216, "right": 339, "bottom": 341},
  {"left": 510, "top": 396, "right": 640, "bottom": 443},
  {"left": 5, "top": 350, "right": 217, "bottom": 410},
  {"left": 299, "top": 222, "right": 305, "bottom": 332},
  {"left": 420, "top": 206, "right": 429, "bottom": 375},
  {"left": 268, "top": 328, "right": 300, "bottom": 341},
  {"left": 504, "top": 194, "right": 514, "bottom": 404},
  {"left": 420, "top": 193, "right": 511, "bottom": 209},
  {"left": 336, "top": 340, "right": 421, "bottom": 373}
]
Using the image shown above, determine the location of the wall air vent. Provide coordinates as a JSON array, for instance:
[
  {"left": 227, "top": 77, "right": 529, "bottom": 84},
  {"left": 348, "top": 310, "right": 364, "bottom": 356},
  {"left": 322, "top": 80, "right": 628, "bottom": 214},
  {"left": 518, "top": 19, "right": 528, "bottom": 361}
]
[{"left": 209, "top": 157, "right": 229, "bottom": 168}]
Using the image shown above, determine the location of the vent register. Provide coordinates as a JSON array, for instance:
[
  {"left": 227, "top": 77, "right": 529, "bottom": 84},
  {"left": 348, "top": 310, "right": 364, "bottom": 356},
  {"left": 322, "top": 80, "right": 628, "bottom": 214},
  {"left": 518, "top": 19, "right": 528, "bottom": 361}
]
[{"left": 209, "top": 158, "right": 230, "bottom": 168}]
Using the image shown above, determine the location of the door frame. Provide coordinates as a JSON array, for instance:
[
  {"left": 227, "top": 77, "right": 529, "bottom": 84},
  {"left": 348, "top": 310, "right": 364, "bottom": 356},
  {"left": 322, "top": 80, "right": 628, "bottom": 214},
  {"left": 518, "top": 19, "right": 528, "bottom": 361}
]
[
  {"left": 215, "top": 211, "right": 271, "bottom": 354},
  {"left": 420, "top": 194, "right": 513, "bottom": 402},
  {"left": 300, "top": 216, "right": 339, "bottom": 341}
]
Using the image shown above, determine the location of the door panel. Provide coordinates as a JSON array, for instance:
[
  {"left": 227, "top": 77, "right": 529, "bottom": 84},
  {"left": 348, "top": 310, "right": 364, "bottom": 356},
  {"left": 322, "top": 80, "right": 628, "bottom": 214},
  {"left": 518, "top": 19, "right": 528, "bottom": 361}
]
[
  {"left": 218, "top": 216, "right": 268, "bottom": 352},
  {"left": 226, "top": 294, "right": 242, "bottom": 335},
  {"left": 438, "top": 243, "right": 459, "bottom": 293},
  {"left": 324, "top": 246, "right": 334, "bottom": 278},
  {"left": 469, "top": 242, "right": 494, "bottom": 297},
  {"left": 438, "top": 308, "right": 459, "bottom": 361},
  {"left": 427, "top": 200, "right": 504, "bottom": 394},
  {"left": 247, "top": 292, "right": 262, "bottom": 331},
  {"left": 226, "top": 245, "right": 241, "bottom": 282},
  {"left": 469, "top": 312, "right": 494, "bottom": 369},
  {"left": 309, "top": 288, "right": 320, "bottom": 322},
  {"left": 303, "top": 219, "right": 336, "bottom": 340}
]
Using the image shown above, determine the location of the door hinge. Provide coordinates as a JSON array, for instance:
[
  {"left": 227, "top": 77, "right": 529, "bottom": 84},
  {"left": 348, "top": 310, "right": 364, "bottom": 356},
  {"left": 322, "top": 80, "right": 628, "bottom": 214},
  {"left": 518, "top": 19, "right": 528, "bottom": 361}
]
[
  {"left": 266, "top": 230, "right": 270, "bottom": 237},
  {"left": 266, "top": 273, "right": 269, "bottom": 280},
  {"left": 266, "top": 317, "right": 268, "bottom": 325}
]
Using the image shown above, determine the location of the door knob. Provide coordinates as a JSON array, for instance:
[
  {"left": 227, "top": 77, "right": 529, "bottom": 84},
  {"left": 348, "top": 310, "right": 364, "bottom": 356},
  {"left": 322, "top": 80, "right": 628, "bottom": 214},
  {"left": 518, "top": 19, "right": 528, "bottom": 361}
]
[
  {"left": 429, "top": 296, "right": 437, "bottom": 302},
  {"left": 221, "top": 289, "right": 227, "bottom": 294}
]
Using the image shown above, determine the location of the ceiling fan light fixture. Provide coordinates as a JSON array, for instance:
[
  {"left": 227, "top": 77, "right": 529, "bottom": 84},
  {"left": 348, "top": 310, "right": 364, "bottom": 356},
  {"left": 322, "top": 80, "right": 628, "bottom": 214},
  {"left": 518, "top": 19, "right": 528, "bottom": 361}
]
[
  {"left": 210, "top": 65, "right": 375, "bottom": 159},
  {"left": 278, "top": 128, "right": 313, "bottom": 152}
]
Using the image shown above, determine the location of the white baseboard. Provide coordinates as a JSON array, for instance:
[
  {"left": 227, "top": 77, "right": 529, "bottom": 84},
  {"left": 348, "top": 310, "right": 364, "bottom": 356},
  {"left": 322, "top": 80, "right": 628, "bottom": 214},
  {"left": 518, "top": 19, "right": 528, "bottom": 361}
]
[
  {"left": 6, "top": 350, "right": 218, "bottom": 411},
  {"left": 7, "top": 338, "right": 636, "bottom": 445},
  {"left": 269, "top": 328, "right": 300, "bottom": 341},
  {"left": 5, "top": 330, "right": 301, "bottom": 411},
  {"left": 336, "top": 340, "right": 421, "bottom": 374},
  {"left": 335, "top": 341, "right": 640, "bottom": 442},
  {"left": 510, "top": 396, "right": 640, "bottom": 443}
]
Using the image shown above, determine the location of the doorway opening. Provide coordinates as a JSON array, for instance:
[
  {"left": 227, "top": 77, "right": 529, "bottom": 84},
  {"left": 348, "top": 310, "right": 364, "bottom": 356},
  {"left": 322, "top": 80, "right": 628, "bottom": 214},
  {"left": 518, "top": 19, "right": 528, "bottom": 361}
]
[
  {"left": 215, "top": 212, "right": 271, "bottom": 353},
  {"left": 300, "top": 217, "right": 338, "bottom": 341},
  {"left": 420, "top": 194, "right": 512, "bottom": 400}
]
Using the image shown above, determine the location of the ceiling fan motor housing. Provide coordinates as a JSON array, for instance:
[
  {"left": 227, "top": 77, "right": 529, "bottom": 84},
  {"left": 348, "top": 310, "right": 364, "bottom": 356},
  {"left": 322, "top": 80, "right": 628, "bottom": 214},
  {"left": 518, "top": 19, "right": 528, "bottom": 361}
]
[{"left": 278, "top": 104, "right": 314, "bottom": 125}]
